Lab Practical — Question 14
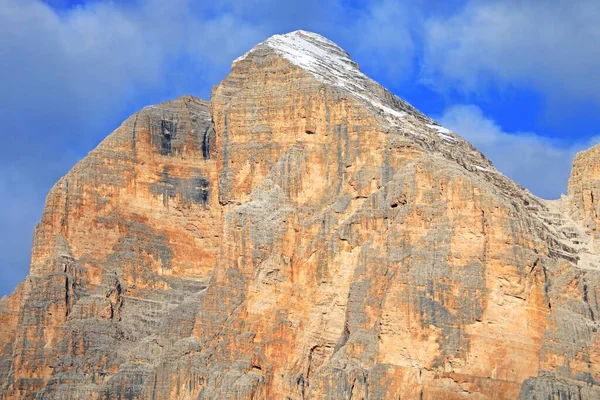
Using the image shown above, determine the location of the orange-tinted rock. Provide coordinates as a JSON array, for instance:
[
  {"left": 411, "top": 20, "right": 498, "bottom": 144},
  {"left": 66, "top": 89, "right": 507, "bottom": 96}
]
[
  {"left": 1, "top": 96, "right": 220, "bottom": 399},
  {"left": 2, "top": 30, "right": 600, "bottom": 399}
]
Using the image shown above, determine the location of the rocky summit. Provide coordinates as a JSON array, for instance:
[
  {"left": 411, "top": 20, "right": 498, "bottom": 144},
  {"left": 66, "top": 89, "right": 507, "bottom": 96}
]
[{"left": 2, "top": 30, "right": 600, "bottom": 399}]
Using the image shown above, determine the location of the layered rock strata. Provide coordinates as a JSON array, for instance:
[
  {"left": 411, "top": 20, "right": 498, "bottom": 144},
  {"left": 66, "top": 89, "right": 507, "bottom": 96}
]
[{"left": 2, "top": 30, "right": 600, "bottom": 399}]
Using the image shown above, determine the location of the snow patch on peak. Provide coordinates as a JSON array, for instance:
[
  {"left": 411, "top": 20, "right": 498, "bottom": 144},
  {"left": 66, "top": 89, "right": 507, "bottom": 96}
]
[
  {"left": 234, "top": 30, "right": 407, "bottom": 123},
  {"left": 427, "top": 124, "right": 458, "bottom": 142}
]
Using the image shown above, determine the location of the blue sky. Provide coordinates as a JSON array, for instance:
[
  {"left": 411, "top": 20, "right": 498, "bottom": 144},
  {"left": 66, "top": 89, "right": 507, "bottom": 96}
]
[{"left": 2, "top": 0, "right": 600, "bottom": 297}]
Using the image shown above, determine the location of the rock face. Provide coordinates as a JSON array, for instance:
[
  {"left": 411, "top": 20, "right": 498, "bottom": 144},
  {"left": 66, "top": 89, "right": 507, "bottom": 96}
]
[{"left": 2, "top": 30, "right": 600, "bottom": 399}]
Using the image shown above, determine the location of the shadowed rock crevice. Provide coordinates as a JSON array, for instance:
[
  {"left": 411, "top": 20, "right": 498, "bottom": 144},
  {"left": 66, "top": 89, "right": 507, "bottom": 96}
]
[{"left": 150, "top": 168, "right": 211, "bottom": 208}]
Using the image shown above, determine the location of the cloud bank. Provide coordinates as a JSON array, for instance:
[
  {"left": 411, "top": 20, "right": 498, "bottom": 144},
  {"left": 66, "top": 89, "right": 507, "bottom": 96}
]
[{"left": 423, "top": 0, "right": 600, "bottom": 104}]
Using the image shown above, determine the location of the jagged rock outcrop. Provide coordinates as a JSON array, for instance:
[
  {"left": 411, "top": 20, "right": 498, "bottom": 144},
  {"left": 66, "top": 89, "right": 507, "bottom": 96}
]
[{"left": 2, "top": 30, "right": 600, "bottom": 399}]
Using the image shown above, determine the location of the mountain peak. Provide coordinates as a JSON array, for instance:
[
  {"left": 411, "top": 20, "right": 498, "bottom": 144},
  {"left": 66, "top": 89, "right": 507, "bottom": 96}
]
[
  {"left": 234, "top": 30, "right": 411, "bottom": 122},
  {"left": 6, "top": 26, "right": 600, "bottom": 400},
  {"left": 234, "top": 30, "right": 357, "bottom": 70}
]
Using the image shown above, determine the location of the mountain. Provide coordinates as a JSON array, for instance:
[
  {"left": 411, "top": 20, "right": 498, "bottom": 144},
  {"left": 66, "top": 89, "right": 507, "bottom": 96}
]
[{"left": 2, "top": 30, "right": 600, "bottom": 399}]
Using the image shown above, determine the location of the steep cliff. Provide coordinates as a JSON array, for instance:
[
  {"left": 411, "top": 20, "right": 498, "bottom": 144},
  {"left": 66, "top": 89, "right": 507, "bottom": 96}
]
[{"left": 2, "top": 30, "right": 600, "bottom": 399}]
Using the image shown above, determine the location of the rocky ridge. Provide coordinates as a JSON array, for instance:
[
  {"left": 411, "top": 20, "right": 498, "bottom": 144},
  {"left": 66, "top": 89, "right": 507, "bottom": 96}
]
[{"left": 2, "top": 30, "right": 600, "bottom": 399}]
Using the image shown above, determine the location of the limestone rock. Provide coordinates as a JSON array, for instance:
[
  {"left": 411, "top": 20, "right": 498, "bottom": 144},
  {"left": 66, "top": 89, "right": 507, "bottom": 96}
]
[{"left": 2, "top": 30, "right": 600, "bottom": 399}]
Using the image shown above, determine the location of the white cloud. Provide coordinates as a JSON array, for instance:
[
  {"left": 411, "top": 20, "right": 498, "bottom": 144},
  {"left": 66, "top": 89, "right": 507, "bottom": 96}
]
[
  {"left": 422, "top": 0, "right": 600, "bottom": 104},
  {"left": 348, "top": 0, "right": 419, "bottom": 79},
  {"left": 0, "top": 0, "right": 267, "bottom": 123},
  {"left": 187, "top": 13, "right": 267, "bottom": 67},
  {"left": 439, "top": 104, "right": 600, "bottom": 199}
]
